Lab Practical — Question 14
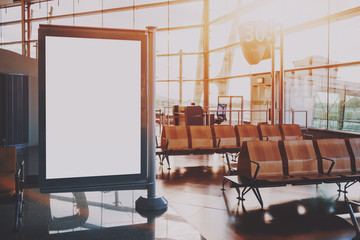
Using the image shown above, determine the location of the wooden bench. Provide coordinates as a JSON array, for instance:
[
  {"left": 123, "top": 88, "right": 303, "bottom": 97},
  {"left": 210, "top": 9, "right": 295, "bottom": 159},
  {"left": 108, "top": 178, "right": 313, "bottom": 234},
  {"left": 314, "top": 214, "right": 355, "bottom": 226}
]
[
  {"left": 188, "top": 125, "right": 216, "bottom": 151},
  {"left": 279, "top": 139, "right": 340, "bottom": 183},
  {"left": 224, "top": 141, "right": 307, "bottom": 208},
  {"left": 259, "top": 124, "right": 312, "bottom": 141},
  {"left": 279, "top": 124, "right": 313, "bottom": 140},
  {"left": 235, "top": 125, "right": 260, "bottom": 147},
  {"left": 315, "top": 138, "right": 360, "bottom": 192},
  {"left": 158, "top": 126, "right": 190, "bottom": 168},
  {"left": 157, "top": 125, "right": 244, "bottom": 169},
  {"left": 212, "top": 125, "right": 239, "bottom": 153},
  {"left": 158, "top": 125, "right": 230, "bottom": 169},
  {"left": 346, "top": 138, "right": 360, "bottom": 173},
  {"left": 223, "top": 139, "right": 360, "bottom": 208},
  {"left": 258, "top": 124, "right": 282, "bottom": 141}
]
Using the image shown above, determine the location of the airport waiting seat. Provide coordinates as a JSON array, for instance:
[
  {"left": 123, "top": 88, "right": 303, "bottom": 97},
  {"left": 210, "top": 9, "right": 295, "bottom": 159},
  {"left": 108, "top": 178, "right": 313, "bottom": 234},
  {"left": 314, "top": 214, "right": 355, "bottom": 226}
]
[
  {"left": 159, "top": 126, "right": 190, "bottom": 168},
  {"left": 158, "top": 125, "right": 228, "bottom": 169},
  {"left": 0, "top": 147, "right": 24, "bottom": 231},
  {"left": 224, "top": 141, "right": 305, "bottom": 208},
  {"left": 258, "top": 124, "right": 282, "bottom": 141},
  {"left": 212, "top": 125, "right": 239, "bottom": 182},
  {"left": 160, "top": 126, "right": 189, "bottom": 151},
  {"left": 235, "top": 125, "right": 260, "bottom": 147},
  {"left": 280, "top": 124, "right": 303, "bottom": 140},
  {"left": 314, "top": 138, "right": 359, "bottom": 192},
  {"left": 188, "top": 125, "right": 215, "bottom": 151},
  {"left": 211, "top": 125, "right": 239, "bottom": 152},
  {"left": 346, "top": 138, "right": 360, "bottom": 173},
  {"left": 279, "top": 139, "right": 340, "bottom": 183},
  {"left": 279, "top": 124, "right": 313, "bottom": 140}
]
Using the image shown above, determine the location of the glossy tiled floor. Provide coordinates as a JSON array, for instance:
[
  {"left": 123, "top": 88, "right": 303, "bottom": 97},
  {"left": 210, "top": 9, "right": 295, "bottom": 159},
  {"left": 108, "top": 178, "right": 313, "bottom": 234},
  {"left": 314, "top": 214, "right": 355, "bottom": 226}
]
[{"left": 1, "top": 149, "right": 360, "bottom": 239}]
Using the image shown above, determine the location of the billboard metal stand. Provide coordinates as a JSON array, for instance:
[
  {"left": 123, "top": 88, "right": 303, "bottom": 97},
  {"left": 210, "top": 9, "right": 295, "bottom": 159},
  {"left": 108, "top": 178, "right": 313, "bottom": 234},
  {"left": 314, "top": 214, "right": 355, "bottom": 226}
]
[{"left": 136, "top": 26, "right": 168, "bottom": 213}]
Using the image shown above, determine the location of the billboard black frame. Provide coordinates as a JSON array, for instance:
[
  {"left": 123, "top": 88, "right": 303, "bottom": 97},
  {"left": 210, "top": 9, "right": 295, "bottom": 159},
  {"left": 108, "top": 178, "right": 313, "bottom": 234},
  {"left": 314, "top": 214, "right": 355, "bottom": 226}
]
[{"left": 38, "top": 24, "right": 148, "bottom": 193}]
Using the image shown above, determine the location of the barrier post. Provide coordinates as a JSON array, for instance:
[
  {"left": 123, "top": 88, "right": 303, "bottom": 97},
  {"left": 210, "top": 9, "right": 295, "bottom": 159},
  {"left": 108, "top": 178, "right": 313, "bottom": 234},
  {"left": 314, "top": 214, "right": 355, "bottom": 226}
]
[{"left": 136, "top": 26, "right": 168, "bottom": 212}]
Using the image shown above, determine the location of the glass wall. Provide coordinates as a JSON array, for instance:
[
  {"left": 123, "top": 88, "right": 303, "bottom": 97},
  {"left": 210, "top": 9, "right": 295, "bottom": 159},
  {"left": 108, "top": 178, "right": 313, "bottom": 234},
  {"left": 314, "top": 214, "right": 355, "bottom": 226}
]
[
  {"left": 1, "top": 0, "right": 360, "bottom": 132},
  {"left": 208, "top": 0, "right": 360, "bottom": 132}
]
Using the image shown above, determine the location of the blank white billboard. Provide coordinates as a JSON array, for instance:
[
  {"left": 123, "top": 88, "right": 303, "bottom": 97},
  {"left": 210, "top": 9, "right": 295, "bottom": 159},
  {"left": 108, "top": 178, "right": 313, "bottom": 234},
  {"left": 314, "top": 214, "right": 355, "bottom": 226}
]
[{"left": 45, "top": 36, "right": 141, "bottom": 179}]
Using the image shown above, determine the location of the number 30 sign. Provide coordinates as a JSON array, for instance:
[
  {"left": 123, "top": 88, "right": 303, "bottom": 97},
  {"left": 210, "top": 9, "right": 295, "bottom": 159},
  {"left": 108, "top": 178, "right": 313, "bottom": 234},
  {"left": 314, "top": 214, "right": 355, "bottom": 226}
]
[{"left": 239, "top": 21, "right": 270, "bottom": 65}]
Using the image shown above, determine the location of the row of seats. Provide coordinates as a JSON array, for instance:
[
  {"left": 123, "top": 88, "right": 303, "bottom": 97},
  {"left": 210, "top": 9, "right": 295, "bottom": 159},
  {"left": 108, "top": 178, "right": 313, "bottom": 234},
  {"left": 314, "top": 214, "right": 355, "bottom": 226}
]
[
  {"left": 160, "top": 124, "right": 307, "bottom": 151},
  {"left": 157, "top": 124, "right": 308, "bottom": 169},
  {"left": 224, "top": 138, "right": 360, "bottom": 208}
]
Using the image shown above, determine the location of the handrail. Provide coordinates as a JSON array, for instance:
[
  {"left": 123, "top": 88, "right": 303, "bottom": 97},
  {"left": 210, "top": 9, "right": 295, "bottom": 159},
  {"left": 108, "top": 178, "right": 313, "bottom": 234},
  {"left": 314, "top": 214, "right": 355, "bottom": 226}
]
[
  {"left": 284, "top": 109, "right": 308, "bottom": 128},
  {"left": 207, "top": 109, "right": 269, "bottom": 125},
  {"left": 158, "top": 106, "right": 312, "bottom": 130},
  {"left": 293, "top": 110, "right": 308, "bottom": 128},
  {"left": 314, "top": 117, "right": 360, "bottom": 124}
]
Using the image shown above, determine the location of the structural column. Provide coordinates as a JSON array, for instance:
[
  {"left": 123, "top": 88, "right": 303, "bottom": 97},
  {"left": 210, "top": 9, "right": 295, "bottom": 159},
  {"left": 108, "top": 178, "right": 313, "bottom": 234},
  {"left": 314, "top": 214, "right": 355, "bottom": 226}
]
[
  {"left": 21, "top": 0, "right": 26, "bottom": 56},
  {"left": 279, "top": 25, "right": 284, "bottom": 124},
  {"left": 179, "top": 49, "right": 183, "bottom": 105},
  {"left": 203, "top": 0, "right": 209, "bottom": 111},
  {"left": 271, "top": 21, "right": 275, "bottom": 124},
  {"left": 27, "top": 2, "right": 31, "bottom": 57},
  {"left": 136, "top": 26, "right": 168, "bottom": 212}
]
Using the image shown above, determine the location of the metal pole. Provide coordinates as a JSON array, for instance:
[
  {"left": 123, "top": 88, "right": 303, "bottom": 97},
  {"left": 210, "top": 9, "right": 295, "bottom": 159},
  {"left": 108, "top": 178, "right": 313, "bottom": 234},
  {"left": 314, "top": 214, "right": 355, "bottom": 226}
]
[
  {"left": 348, "top": 201, "right": 360, "bottom": 237},
  {"left": 21, "top": 0, "right": 26, "bottom": 56},
  {"left": 136, "top": 26, "right": 167, "bottom": 212},
  {"left": 179, "top": 49, "right": 183, "bottom": 105},
  {"left": 148, "top": 26, "right": 157, "bottom": 199},
  {"left": 241, "top": 96, "right": 244, "bottom": 125},
  {"left": 279, "top": 24, "right": 284, "bottom": 124},
  {"left": 203, "top": 0, "right": 210, "bottom": 112},
  {"left": 271, "top": 21, "right": 275, "bottom": 124},
  {"left": 26, "top": 2, "right": 31, "bottom": 57},
  {"left": 229, "top": 96, "right": 232, "bottom": 125}
]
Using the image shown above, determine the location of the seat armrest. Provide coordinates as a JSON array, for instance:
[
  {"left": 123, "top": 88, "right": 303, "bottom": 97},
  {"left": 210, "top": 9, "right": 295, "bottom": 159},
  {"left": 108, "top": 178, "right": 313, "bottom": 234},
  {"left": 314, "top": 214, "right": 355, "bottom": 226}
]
[
  {"left": 216, "top": 137, "right": 221, "bottom": 148},
  {"left": 225, "top": 152, "right": 236, "bottom": 175},
  {"left": 322, "top": 157, "right": 335, "bottom": 175},
  {"left": 161, "top": 138, "right": 170, "bottom": 151},
  {"left": 250, "top": 160, "right": 261, "bottom": 181},
  {"left": 348, "top": 201, "right": 360, "bottom": 207},
  {"left": 303, "top": 133, "right": 313, "bottom": 139}
]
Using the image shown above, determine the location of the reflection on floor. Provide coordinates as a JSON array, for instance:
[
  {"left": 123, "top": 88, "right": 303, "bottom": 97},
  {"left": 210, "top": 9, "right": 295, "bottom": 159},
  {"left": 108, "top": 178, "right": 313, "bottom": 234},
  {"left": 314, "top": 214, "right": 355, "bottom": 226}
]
[
  {"left": 0, "top": 150, "right": 359, "bottom": 239},
  {"left": 0, "top": 188, "right": 202, "bottom": 240}
]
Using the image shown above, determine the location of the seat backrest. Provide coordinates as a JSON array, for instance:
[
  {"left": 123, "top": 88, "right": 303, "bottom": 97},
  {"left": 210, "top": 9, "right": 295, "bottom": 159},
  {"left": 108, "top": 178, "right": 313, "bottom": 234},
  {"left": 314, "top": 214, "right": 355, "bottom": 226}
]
[
  {"left": 0, "top": 147, "right": 16, "bottom": 196},
  {"left": 238, "top": 141, "right": 284, "bottom": 179},
  {"left": 315, "top": 138, "right": 352, "bottom": 174},
  {"left": 185, "top": 106, "right": 204, "bottom": 126},
  {"left": 280, "top": 140, "right": 319, "bottom": 176},
  {"left": 280, "top": 124, "right": 303, "bottom": 140},
  {"left": 345, "top": 138, "right": 360, "bottom": 172},
  {"left": 188, "top": 125, "right": 214, "bottom": 149},
  {"left": 161, "top": 126, "right": 189, "bottom": 151},
  {"left": 258, "top": 124, "right": 282, "bottom": 141},
  {"left": 216, "top": 104, "right": 227, "bottom": 119},
  {"left": 235, "top": 125, "right": 260, "bottom": 147},
  {"left": 211, "top": 125, "right": 237, "bottom": 148}
]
